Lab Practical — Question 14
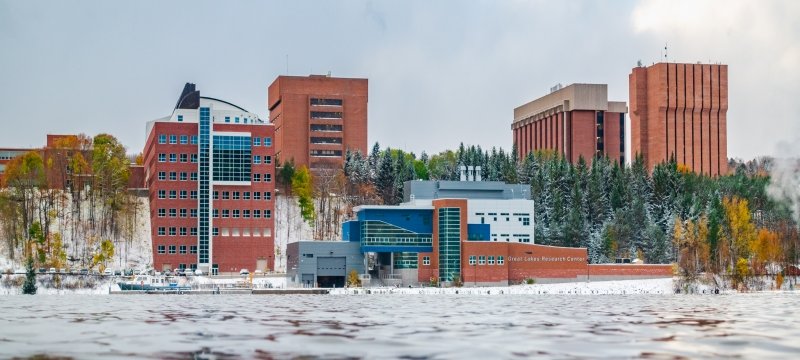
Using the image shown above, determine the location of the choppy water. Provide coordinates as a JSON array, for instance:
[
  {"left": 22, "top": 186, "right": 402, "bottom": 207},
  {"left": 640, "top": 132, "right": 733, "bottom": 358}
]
[{"left": 1, "top": 293, "right": 798, "bottom": 359}]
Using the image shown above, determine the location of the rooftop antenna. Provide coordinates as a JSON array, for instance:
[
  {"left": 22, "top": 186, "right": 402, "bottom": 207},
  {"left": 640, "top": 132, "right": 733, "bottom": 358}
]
[{"left": 664, "top": 42, "right": 668, "bottom": 62}]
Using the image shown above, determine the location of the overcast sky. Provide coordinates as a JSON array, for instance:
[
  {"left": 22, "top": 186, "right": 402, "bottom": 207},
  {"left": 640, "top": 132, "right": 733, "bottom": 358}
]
[{"left": 1, "top": 0, "right": 797, "bottom": 160}]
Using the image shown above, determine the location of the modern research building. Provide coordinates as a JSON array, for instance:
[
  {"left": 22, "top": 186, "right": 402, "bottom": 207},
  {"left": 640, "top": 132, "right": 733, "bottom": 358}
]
[
  {"left": 143, "top": 83, "right": 276, "bottom": 275},
  {"left": 288, "top": 167, "right": 670, "bottom": 288}
]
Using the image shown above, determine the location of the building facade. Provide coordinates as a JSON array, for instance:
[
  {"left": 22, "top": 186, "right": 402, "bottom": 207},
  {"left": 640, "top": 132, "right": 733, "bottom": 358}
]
[
  {"left": 267, "top": 75, "right": 368, "bottom": 170},
  {"left": 143, "top": 83, "right": 276, "bottom": 275},
  {"left": 513, "top": 84, "right": 628, "bottom": 164},
  {"left": 629, "top": 62, "right": 728, "bottom": 175}
]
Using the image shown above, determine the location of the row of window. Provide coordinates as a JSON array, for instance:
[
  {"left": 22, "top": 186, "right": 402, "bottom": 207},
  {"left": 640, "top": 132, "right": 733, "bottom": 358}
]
[
  {"left": 468, "top": 255, "right": 506, "bottom": 266},
  {"left": 158, "top": 153, "right": 273, "bottom": 165},
  {"left": 157, "top": 190, "right": 272, "bottom": 201},
  {"left": 156, "top": 227, "right": 272, "bottom": 237},
  {"left": 310, "top": 98, "right": 343, "bottom": 106},
  {"left": 156, "top": 171, "right": 272, "bottom": 183},
  {"left": 157, "top": 245, "right": 197, "bottom": 254},
  {"left": 157, "top": 208, "right": 272, "bottom": 218},
  {"left": 159, "top": 134, "right": 197, "bottom": 145},
  {"left": 157, "top": 134, "right": 272, "bottom": 147},
  {"left": 252, "top": 155, "right": 272, "bottom": 164},
  {"left": 489, "top": 234, "right": 531, "bottom": 243}
]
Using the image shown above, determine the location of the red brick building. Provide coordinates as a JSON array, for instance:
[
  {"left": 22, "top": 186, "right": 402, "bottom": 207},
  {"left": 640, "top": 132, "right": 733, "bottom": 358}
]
[
  {"left": 629, "top": 62, "right": 728, "bottom": 175},
  {"left": 144, "top": 83, "right": 276, "bottom": 275},
  {"left": 267, "top": 75, "right": 368, "bottom": 170},
  {"left": 513, "top": 84, "right": 628, "bottom": 165}
]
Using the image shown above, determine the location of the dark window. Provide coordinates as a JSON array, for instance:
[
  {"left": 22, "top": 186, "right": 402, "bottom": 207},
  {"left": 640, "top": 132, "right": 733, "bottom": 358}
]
[
  {"left": 310, "top": 98, "right": 343, "bottom": 106},
  {"left": 310, "top": 137, "right": 343, "bottom": 145},
  {"left": 310, "top": 149, "right": 343, "bottom": 157},
  {"left": 310, "top": 124, "right": 343, "bottom": 132}
]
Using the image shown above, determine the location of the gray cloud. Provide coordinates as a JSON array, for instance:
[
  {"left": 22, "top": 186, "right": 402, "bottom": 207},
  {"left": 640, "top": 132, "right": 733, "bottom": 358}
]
[{"left": 0, "top": 0, "right": 796, "bottom": 161}]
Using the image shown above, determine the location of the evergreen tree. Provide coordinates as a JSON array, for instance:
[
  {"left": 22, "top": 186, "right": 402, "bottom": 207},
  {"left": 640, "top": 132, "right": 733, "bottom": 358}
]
[{"left": 22, "top": 256, "right": 36, "bottom": 295}]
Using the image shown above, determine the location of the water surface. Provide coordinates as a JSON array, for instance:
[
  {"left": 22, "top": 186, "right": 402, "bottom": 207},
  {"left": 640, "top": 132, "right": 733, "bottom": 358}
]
[{"left": 1, "top": 293, "right": 798, "bottom": 358}]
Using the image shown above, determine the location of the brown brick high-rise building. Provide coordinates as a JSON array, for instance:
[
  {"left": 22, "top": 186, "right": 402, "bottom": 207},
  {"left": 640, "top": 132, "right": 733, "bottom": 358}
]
[
  {"left": 513, "top": 84, "right": 628, "bottom": 164},
  {"left": 629, "top": 62, "right": 728, "bottom": 175},
  {"left": 267, "top": 75, "right": 368, "bottom": 170}
]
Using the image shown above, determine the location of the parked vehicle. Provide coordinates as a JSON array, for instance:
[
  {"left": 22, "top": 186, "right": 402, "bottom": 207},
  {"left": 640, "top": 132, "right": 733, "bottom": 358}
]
[
  {"left": 59, "top": 268, "right": 67, "bottom": 274},
  {"left": 38, "top": 268, "right": 47, "bottom": 274},
  {"left": 103, "top": 269, "right": 114, "bottom": 276},
  {"left": 194, "top": 269, "right": 204, "bottom": 276},
  {"left": 118, "top": 275, "right": 191, "bottom": 291},
  {"left": 79, "top": 269, "right": 89, "bottom": 275},
  {"left": 239, "top": 268, "right": 250, "bottom": 276},
  {"left": 49, "top": 268, "right": 57, "bottom": 274}
]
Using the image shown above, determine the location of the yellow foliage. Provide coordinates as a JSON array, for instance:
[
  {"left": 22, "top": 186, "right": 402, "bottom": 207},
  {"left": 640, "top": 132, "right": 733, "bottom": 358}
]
[
  {"left": 676, "top": 163, "right": 692, "bottom": 174},
  {"left": 722, "top": 196, "right": 757, "bottom": 262},
  {"left": 755, "top": 228, "right": 781, "bottom": 266}
]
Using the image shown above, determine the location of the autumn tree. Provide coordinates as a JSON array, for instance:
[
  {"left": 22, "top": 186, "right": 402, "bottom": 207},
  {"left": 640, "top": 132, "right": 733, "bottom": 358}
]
[{"left": 292, "top": 165, "right": 315, "bottom": 224}]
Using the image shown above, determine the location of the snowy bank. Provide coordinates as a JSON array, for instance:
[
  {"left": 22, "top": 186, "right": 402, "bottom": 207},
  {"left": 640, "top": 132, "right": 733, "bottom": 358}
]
[{"left": 330, "top": 278, "right": 677, "bottom": 295}]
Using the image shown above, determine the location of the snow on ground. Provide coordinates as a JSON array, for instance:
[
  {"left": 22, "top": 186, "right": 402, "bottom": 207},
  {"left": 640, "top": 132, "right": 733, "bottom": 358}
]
[{"left": 330, "top": 278, "right": 678, "bottom": 295}]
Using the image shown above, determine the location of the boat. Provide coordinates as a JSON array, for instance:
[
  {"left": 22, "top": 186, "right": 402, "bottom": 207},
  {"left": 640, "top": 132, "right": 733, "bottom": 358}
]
[{"left": 118, "top": 275, "right": 192, "bottom": 291}]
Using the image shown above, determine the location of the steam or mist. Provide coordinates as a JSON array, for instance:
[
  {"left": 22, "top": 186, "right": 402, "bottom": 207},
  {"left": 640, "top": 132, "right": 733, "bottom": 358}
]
[{"left": 766, "top": 141, "right": 800, "bottom": 223}]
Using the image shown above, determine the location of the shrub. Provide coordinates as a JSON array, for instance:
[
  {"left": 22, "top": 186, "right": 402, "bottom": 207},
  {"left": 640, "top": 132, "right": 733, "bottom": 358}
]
[
  {"left": 346, "top": 269, "right": 361, "bottom": 287},
  {"left": 452, "top": 275, "right": 463, "bottom": 288},
  {"left": 525, "top": 278, "right": 535, "bottom": 285}
]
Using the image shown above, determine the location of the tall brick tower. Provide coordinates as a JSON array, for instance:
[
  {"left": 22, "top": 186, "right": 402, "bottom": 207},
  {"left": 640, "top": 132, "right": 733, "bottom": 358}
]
[
  {"left": 267, "top": 75, "right": 368, "bottom": 170},
  {"left": 629, "top": 63, "right": 728, "bottom": 175}
]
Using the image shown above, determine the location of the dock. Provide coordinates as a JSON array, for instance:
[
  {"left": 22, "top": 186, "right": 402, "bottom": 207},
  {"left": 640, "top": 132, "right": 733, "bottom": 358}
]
[{"left": 110, "top": 288, "right": 330, "bottom": 295}]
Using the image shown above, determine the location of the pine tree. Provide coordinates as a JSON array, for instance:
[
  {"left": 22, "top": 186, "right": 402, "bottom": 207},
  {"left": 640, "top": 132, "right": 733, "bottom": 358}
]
[{"left": 22, "top": 256, "right": 37, "bottom": 295}]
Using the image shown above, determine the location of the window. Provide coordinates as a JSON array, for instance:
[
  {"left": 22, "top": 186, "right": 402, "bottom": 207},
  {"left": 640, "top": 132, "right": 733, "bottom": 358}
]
[
  {"left": 157, "top": 245, "right": 166, "bottom": 254},
  {"left": 264, "top": 137, "right": 272, "bottom": 147},
  {"left": 253, "top": 209, "right": 261, "bottom": 218},
  {"left": 212, "top": 228, "right": 219, "bottom": 236},
  {"left": 264, "top": 191, "right": 271, "bottom": 200},
  {"left": 190, "top": 209, "right": 197, "bottom": 218},
  {"left": 190, "top": 246, "right": 198, "bottom": 254},
  {"left": 158, "top": 190, "right": 166, "bottom": 199},
  {"left": 522, "top": 218, "right": 530, "bottom": 226},
  {"left": 167, "top": 208, "right": 177, "bottom": 217},
  {"left": 222, "top": 209, "right": 229, "bottom": 218},
  {"left": 253, "top": 155, "right": 261, "bottom": 164},
  {"left": 233, "top": 191, "right": 240, "bottom": 200},
  {"left": 180, "top": 154, "right": 188, "bottom": 162},
  {"left": 310, "top": 137, "right": 343, "bottom": 145},
  {"left": 169, "top": 172, "right": 177, "bottom": 181},
  {"left": 497, "top": 256, "right": 504, "bottom": 265},
  {"left": 158, "top": 227, "right": 166, "bottom": 236},
  {"left": 212, "top": 209, "right": 219, "bottom": 218},
  {"left": 169, "top": 135, "right": 177, "bottom": 144},
  {"left": 310, "top": 98, "right": 343, "bottom": 106},
  {"left": 177, "top": 115, "right": 184, "bottom": 122},
  {"left": 253, "top": 192, "right": 261, "bottom": 200},
  {"left": 310, "top": 124, "right": 342, "bottom": 132},
  {"left": 310, "top": 149, "right": 343, "bottom": 157},
  {"left": 264, "top": 209, "right": 271, "bottom": 218},
  {"left": 243, "top": 210, "right": 250, "bottom": 218},
  {"left": 253, "top": 137, "right": 261, "bottom": 146},
  {"left": 169, "top": 190, "right": 177, "bottom": 199},
  {"left": 469, "top": 255, "right": 476, "bottom": 265},
  {"left": 479, "top": 256, "right": 486, "bottom": 265},
  {"left": 222, "top": 191, "right": 230, "bottom": 200},
  {"left": 158, "top": 208, "right": 166, "bottom": 217},
  {"left": 169, "top": 154, "right": 177, "bottom": 162},
  {"left": 159, "top": 134, "right": 167, "bottom": 144},
  {"left": 158, "top": 153, "right": 166, "bottom": 162},
  {"left": 158, "top": 171, "right": 166, "bottom": 180},
  {"left": 225, "top": 116, "right": 230, "bottom": 123},
  {"left": 190, "top": 227, "right": 198, "bottom": 236},
  {"left": 423, "top": 256, "right": 430, "bottom": 266},
  {"left": 310, "top": 111, "right": 342, "bottom": 119},
  {"left": 190, "top": 135, "right": 198, "bottom": 145},
  {"left": 488, "top": 256, "right": 495, "bottom": 265},
  {"left": 243, "top": 192, "right": 250, "bottom": 200},
  {"left": 213, "top": 191, "right": 219, "bottom": 200},
  {"left": 180, "top": 190, "right": 187, "bottom": 199},
  {"left": 190, "top": 154, "right": 198, "bottom": 163},
  {"left": 169, "top": 245, "right": 176, "bottom": 254},
  {"left": 180, "top": 227, "right": 187, "bottom": 236},
  {"left": 265, "top": 156, "right": 272, "bottom": 164},
  {"left": 169, "top": 227, "right": 176, "bottom": 236},
  {"left": 264, "top": 173, "right": 271, "bottom": 182},
  {"left": 233, "top": 209, "right": 240, "bottom": 218},
  {"left": 179, "top": 245, "right": 187, "bottom": 254},
  {"left": 234, "top": 117, "right": 240, "bottom": 123},
  {"left": 253, "top": 173, "right": 260, "bottom": 182},
  {"left": 180, "top": 208, "right": 187, "bottom": 218},
  {"left": 180, "top": 135, "right": 188, "bottom": 144},
  {"left": 190, "top": 191, "right": 198, "bottom": 199},
  {"left": 180, "top": 172, "right": 187, "bottom": 181}
]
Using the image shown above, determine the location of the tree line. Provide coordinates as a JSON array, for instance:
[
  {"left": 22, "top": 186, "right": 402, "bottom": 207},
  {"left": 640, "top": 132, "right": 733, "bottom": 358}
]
[{"left": 0, "top": 134, "right": 137, "bottom": 272}]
